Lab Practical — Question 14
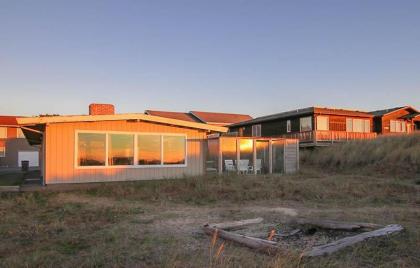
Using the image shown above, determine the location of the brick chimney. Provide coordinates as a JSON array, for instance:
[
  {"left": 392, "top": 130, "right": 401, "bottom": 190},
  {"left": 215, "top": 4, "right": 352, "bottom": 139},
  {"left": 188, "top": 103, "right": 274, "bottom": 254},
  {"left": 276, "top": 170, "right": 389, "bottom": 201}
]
[{"left": 89, "top": 103, "right": 115, "bottom": 115}]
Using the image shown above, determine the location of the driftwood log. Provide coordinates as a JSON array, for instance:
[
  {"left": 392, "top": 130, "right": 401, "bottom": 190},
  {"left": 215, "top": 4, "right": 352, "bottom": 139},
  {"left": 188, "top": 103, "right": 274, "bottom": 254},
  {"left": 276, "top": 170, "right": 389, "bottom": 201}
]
[
  {"left": 209, "top": 217, "right": 264, "bottom": 230},
  {"left": 296, "top": 218, "right": 383, "bottom": 231},
  {"left": 302, "top": 224, "right": 404, "bottom": 257},
  {"left": 202, "top": 225, "right": 280, "bottom": 254}
]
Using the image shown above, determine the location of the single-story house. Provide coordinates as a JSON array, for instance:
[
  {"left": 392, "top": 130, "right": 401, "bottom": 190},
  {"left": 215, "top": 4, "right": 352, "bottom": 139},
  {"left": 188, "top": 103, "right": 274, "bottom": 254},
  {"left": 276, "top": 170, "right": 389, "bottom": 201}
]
[
  {"left": 17, "top": 104, "right": 228, "bottom": 185},
  {"left": 145, "top": 110, "right": 252, "bottom": 126},
  {"left": 369, "top": 106, "right": 419, "bottom": 134},
  {"left": 0, "top": 116, "right": 40, "bottom": 168},
  {"left": 229, "top": 107, "right": 377, "bottom": 146}
]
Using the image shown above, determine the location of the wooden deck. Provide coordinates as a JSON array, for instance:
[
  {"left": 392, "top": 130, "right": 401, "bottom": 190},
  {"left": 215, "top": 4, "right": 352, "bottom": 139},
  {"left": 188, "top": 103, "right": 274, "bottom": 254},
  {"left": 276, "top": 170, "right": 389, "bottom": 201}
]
[{"left": 282, "top": 130, "right": 377, "bottom": 147}]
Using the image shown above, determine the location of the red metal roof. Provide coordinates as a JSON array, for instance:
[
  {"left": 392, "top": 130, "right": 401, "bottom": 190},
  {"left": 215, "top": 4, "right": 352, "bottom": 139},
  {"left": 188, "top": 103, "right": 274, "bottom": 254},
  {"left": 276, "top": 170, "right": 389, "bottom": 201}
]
[
  {"left": 0, "top": 115, "right": 18, "bottom": 126},
  {"left": 145, "top": 110, "right": 199, "bottom": 123},
  {"left": 190, "top": 111, "right": 253, "bottom": 126}
]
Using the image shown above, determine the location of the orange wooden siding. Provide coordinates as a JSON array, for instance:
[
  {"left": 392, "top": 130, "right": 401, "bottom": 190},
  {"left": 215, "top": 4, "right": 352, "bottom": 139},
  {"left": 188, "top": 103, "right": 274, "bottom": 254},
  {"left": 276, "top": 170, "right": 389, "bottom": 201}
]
[
  {"left": 44, "top": 120, "right": 208, "bottom": 184},
  {"left": 381, "top": 109, "right": 416, "bottom": 134}
]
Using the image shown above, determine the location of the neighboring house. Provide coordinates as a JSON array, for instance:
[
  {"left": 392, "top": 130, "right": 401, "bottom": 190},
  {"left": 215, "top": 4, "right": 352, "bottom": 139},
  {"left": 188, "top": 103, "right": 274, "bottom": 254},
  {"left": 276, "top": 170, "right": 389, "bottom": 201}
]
[
  {"left": 17, "top": 104, "right": 228, "bottom": 185},
  {"left": 0, "top": 116, "right": 40, "bottom": 168},
  {"left": 145, "top": 110, "right": 252, "bottom": 126},
  {"left": 144, "top": 110, "right": 198, "bottom": 123},
  {"left": 189, "top": 111, "right": 253, "bottom": 126},
  {"left": 369, "top": 106, "right": 420, "bottom": 134},
  {"left": 229, "top": 107, "right": 377, "bottom": 146}
]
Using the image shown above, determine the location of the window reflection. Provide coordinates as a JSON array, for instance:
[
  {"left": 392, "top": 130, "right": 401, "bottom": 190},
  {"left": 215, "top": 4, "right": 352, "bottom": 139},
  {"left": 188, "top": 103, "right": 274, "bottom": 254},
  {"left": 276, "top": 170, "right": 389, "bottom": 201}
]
[
  {"left": 300, "top": 116, "right": 312, "bottom": 131},
  {"left": 256, "top": 140, "right": 269, "bottom": 174},
  {"left": 163, "top": 136, "right": 186, "bottom": 165},
  {"left": 78, "top": 133, "right": 106, "bottom": 166},
  {"left": 239, "top": 139, "right": 253, "bottom": 171},
  {"left": 138, "top": 135, "right": 161, "bottom": 165},
  {"left": 221, "top": 138, "right": 236, "bottom": 171},
  {"left": 272, "top": 140, "right": 284, "bottom": 173},
  {"left": 108, "top": 134, "right": 134, "bottom": 165}
]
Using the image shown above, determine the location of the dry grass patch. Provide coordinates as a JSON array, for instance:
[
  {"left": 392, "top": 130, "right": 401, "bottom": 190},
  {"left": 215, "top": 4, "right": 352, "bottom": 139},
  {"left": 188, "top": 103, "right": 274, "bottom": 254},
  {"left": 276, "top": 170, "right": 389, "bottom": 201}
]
[{"left": 0, "top": 166, "right": 419, "bottom": 267}]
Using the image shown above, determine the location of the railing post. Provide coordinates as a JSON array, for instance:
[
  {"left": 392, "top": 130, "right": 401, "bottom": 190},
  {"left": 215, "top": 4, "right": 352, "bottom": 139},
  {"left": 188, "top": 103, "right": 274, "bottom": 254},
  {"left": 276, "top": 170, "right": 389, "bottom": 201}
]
[{"left": 218, "top": 139, "right": 223, "bottom": 175}]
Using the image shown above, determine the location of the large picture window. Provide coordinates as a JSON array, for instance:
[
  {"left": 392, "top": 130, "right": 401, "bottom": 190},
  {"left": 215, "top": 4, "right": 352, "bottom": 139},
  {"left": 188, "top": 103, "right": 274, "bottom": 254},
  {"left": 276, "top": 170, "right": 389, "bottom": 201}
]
[
  {"left": 108, "top": 134, "right": 134, "bottom": 166},
  {"left": 138, "top": 135, "right": 161, "bottom": 165},
  {"left": 163, "top": 136, "right": 186, "bottom": 165},
  {"left": 346, "top": 118, "right": 370, "bottom": 133},
  {"left": 390, "top": 120, "right": 406, "bottom": 133},
  {"left": 77, "top": 133, "right": 106, "bottom": 166},
  {"left": 316, "top": 116, "right": 329, "bottom": 131},
  {"left": 76, "top": 131, "right": 186, "bottom": 168}
]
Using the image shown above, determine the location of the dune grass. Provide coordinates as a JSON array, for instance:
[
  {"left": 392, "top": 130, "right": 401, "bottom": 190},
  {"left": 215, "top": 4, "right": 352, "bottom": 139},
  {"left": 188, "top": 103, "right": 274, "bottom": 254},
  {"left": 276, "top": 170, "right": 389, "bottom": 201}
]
[{"left": 300, "top": 133, "right": 420, "bottom": 178}]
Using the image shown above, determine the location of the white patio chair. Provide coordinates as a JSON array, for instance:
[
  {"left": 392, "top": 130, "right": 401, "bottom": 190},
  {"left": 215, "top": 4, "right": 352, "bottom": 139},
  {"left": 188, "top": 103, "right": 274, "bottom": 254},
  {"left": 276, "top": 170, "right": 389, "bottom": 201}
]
[
  {"left": 237, "top": 159, "right": 250, "bottom": 174},
  {"left": 224, "top": 159, "right": 236, "bottom": 173},
  {"left": 248, "top": 159, "right": 262, "bottom": 174}
]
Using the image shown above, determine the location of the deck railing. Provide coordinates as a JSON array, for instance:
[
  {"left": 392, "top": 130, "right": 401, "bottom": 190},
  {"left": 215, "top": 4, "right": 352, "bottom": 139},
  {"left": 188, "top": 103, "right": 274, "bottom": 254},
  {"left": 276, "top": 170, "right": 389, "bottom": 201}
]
[{"left": 282, "top": 130, "right": 377, "bottom": 144}]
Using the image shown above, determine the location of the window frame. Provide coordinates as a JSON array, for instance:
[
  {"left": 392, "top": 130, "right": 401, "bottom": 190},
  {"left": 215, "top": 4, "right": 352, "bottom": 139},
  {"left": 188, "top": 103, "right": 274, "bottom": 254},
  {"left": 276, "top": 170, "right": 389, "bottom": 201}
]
[
  {"left": 286, "top": 120, "right": 291, "bottom": 133},
  {"left": 300, "top": 116, "right": 313, "bottom": 132},
  {"left": 74, "top": 130, "right": 187, "bottom": 169},
  {"left": 346, "top": 118, "right": 370, "bottom": 133},
  {"left": 162, "top": 135, "right": 187, "bottom": 165},
  {"left": 108, "top": 133, "right": 135, "bottom": 166},
  {"left": 316, "top": 116, "right": 329, "bottom": 131},
  {"left": 251, "top": 124, "right": 261, "bottom": 137},
  {"left": 390, "top": 120, "right": 406, "bottom": 133}
]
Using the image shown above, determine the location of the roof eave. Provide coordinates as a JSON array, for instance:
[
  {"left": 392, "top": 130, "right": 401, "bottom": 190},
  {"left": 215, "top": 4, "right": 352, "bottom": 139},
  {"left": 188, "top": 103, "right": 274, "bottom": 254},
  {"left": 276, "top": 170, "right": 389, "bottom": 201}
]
[{"left": 16, "top": 114, "right": 228, "bottom": 133}]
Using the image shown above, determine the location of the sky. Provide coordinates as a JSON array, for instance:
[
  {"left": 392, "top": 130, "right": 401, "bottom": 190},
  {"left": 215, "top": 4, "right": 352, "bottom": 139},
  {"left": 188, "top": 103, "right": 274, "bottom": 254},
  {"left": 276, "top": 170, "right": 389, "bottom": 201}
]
[{"left": 1, "top": 0, "right": 419, "bottom": 117}]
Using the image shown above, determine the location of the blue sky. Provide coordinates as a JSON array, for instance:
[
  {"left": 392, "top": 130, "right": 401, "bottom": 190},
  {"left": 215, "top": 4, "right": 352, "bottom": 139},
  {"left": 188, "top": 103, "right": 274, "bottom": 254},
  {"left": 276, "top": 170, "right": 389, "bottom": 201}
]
[{"left": 1, "top": 0, "right": 419, "bottom": 117}]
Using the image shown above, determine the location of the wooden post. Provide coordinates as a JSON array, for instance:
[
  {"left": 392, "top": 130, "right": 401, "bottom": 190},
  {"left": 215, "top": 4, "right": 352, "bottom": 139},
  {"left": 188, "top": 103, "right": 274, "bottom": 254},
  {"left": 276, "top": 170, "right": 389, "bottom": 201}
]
[
  {"left": 269, "top": 139, "right": 273, "bottom": 174},
  {"left": 218, "top": 138, "right": 223, "bottom": 175},
  {"left": 283, "top": 140, "right": 287, "bottom": 174},
  {"left": 253, "top": 139, "right": 257, "bottom": 175},
  {"left": 236, "top": 138, "right": 240, "bottom": 175},
  {"left": 296, "top": 140, "right": 299, "bottom": 172},
  {"left": 42, "top": 124, "right": 48, "bottom": 186}
]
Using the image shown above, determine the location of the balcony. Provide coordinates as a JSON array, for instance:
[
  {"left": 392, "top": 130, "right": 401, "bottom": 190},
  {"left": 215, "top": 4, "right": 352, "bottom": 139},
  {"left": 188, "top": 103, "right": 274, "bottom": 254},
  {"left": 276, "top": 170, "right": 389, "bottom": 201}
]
[{"left": 282, "top": 130, "right": 377, "bottom": 146}]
